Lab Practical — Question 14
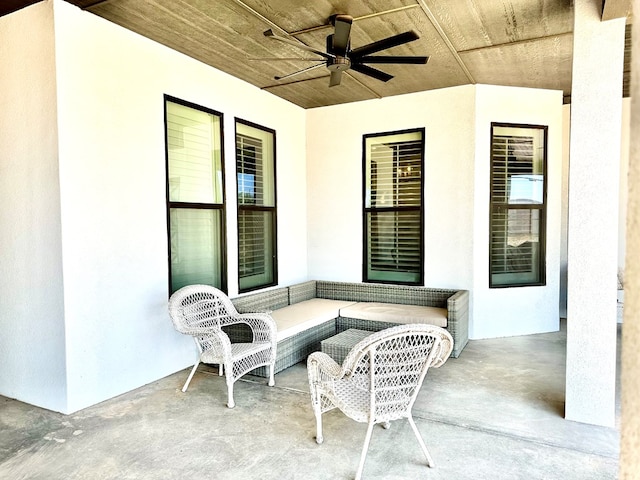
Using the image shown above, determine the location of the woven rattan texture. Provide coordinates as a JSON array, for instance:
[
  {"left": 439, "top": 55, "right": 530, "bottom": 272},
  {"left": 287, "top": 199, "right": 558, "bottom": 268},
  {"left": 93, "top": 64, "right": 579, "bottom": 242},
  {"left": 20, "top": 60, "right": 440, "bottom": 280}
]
[
  {"left": 337, "top": 317, "right": 403, "bottom": 334},
  {"left": 337, "top": 311, "right": 466, "bottom": 359},
  {"left": 446, "top": 290, "right": 469, "bottom": 358},
  {"left": 321, "top": 329, "right": 372, "bottom": 364},
  {"left": 316, "top": 281, "right": 456, "bottom": 307},
  {"left": 228, "top": 280, "right": 469, "bottom": 373},
  {"left": 232, "top": 287, "right": 289, "bottom": 313},
  {"left": 248, "top": 319, "right": 337, "bottom": 377},
  {"left": 310, "top": 324, "right": 454, "bottom": 421},
  {"left": 307, "top": 324, "right": 454, "bottom": 479},
  {"left": 288, "top": 280, "right": 317, "bottom": 305},
  {"left": 168, "top": 284, "right": 277, "bottom": 406}
]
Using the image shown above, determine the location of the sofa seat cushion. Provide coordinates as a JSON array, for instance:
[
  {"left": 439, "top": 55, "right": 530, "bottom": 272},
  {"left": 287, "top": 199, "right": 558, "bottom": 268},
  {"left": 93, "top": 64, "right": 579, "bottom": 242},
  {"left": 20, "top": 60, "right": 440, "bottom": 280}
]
[
  {"left": 339, "top": 302, "right": 448, "bottom": 327},
  {"left": 270, "top": 298, "right": 357, "bottom": 341}
]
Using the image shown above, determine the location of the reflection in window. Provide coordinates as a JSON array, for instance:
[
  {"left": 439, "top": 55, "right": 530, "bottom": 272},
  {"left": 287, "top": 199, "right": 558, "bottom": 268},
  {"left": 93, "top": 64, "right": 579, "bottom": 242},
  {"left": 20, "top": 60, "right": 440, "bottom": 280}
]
[
  {"left": 165, "top": 96, "right": 226, "bottom": 293},
  {"left": 490, "top": 124, "right": 547, "bottom": 287}
]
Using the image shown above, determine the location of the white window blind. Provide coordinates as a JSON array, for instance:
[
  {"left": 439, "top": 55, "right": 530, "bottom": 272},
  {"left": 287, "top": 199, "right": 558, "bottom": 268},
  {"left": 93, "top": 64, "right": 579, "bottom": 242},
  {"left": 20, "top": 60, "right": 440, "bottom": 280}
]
[{"left": 167, "top": 102, "right": 223, "bottom": 204}]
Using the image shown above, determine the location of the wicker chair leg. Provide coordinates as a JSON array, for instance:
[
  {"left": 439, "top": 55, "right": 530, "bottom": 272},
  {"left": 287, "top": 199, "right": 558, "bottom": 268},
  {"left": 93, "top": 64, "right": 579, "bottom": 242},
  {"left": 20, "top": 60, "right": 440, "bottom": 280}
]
[
  {"left": 312, "top": 391, "right": 324, "bottom": 444},
  {"left": 268, "top": 364, "right": 275, "bottom": 387},
  {"left": 181, "top": 361, "right": 200, "bottom": 392},
  {"left": 226, "top": 377, "right": 235, "bottom": 409},
  {"left": 355, "top": 421, "right": 376, "bottom": 480},
  {"left": 407, "top": 414, "right": 434, "bottom": 468},
  {"left": 314, "top": 412, "right": 324, "bottom": 444}
]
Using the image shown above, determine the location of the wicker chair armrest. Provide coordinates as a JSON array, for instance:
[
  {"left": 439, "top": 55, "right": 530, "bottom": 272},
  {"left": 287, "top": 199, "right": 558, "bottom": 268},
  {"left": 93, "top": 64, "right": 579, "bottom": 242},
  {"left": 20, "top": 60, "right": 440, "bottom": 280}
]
[
  {"left": 179, "top": 324, "right": 220, "bottom": 336},
  {"left": 430, "top": 329, "right": 454, "bottom": 368},
  {"left": 194, "top": 329, "right": 233, "bottom": 358},
  {"left": 232, "top": 312, "right": 277, "bottom": 343},
  {"left": 308, "top": 352, "right": 343, "bottom": 383}
]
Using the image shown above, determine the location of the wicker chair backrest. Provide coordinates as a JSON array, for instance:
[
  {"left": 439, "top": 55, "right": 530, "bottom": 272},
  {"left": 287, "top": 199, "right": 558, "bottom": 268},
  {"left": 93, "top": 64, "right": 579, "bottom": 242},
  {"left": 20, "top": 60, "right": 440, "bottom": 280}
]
[
  {"left": 168, "top": 284, "right": 239, "bottom": 333},
  {"left": 341, "top": 324, "right": 453, "bottom": 421}
]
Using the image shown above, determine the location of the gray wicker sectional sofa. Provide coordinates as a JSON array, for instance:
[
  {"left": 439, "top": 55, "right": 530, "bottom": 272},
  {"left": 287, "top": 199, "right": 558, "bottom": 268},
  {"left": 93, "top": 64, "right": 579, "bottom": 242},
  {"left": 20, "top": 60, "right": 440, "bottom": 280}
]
[{"left": 230, "top": 280, "right": 469, "bottom": 377}]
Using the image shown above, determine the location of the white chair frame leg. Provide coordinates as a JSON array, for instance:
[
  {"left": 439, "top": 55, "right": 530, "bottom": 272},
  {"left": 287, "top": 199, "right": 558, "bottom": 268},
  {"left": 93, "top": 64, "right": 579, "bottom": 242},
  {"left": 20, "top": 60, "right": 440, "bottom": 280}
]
[
  {"left": 408, "top": 415, "right": 434, "bottom": 468},
  {"left": 181, "top": 361, "right": 200, "bottom": 392},
  {"left": 355, "top": 421, "right": 376, "bottom": 480},
  {"left": 226, "top": 382, "right": 235, "bottom": 408},
  {"left": 225, "top": 362, "right": 236, "bottom": 408},
  {"left": 312, "top": 391, "right": 324, "bottom": 444},
  {"left": 268, "top": 365, "right": 275, "bottom": 387}
]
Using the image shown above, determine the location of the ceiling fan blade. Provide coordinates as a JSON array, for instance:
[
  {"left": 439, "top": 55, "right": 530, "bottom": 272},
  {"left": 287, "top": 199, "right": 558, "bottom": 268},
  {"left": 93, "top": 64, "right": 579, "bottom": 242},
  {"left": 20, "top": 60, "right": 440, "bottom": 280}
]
[
  {"left": 263, "top": 74, "right": 332, "bottom": 90},
  {"left": 264, "top": 29, "right": 334, "bottom": 60},
  {"left": 356, "top": 55, "right": 429, "bottom": 65},
  {"left": 274, "top": 63, "right": 327, "bottom": 81},
  {"left": 329, "top": 71, "right": 342, "bottom": 87},
  {"left": 350, "top": 63, "right": 393, "bottom": 82},
  {"left": 349, "top": 31, "right": 420, "bottom": 58},
  {"left": 330, "top": 14, "right": 352, "bottom": 56},
  {"left": 248, "top": 57, "right": 326, "bottom": 62}
]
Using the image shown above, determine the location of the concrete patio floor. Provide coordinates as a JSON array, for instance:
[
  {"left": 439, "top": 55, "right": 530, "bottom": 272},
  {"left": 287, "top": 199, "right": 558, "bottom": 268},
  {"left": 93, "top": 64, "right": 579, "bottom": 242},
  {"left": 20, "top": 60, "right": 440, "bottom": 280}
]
[{"left": 0, "top": 321, "right": 621, "bottom": 479}]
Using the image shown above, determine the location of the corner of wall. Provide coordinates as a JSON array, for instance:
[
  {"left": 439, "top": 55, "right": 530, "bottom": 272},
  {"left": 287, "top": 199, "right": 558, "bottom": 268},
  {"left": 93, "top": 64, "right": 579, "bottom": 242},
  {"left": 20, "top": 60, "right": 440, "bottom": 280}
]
[{"left": 0, "top": 0, "right": 68, "bottom": 413}]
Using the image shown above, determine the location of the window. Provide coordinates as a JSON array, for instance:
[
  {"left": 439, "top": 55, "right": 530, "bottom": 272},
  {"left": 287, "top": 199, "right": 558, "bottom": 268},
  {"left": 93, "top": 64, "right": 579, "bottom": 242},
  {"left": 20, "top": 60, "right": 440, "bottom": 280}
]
[
  {"left": 235, "top": 119, "right": 277, "bottom": 292},
  {"left": 363, "top": 128, "right": 424, "bottom": 285},
  {"left": 165, "top": 96, "right": 226, "bottom": 294},
  {"left": 489, "top": 123, "right": 547, "bottom": 287}
]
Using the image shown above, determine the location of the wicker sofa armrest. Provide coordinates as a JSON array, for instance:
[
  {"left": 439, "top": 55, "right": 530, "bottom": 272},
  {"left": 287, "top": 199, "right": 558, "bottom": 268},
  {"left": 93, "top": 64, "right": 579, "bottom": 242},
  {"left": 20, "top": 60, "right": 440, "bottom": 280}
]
[{"left": 446, "top": 290, "right": 469, "bottom": 358}]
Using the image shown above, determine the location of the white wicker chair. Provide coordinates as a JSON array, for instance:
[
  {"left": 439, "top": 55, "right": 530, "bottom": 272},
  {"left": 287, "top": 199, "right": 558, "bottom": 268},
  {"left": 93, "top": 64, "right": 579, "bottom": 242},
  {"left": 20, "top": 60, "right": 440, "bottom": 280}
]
[
  {"left": 168, "top": 284, "right": 277, "bottom": 408},
  {"left": 307, "top": 324, "right": 453, "bottom": 480}
]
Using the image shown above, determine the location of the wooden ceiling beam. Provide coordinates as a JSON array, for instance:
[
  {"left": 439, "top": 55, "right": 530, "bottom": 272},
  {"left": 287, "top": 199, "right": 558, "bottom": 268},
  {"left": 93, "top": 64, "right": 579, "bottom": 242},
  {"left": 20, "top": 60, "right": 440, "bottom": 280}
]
[
  {"left": 602, "top": 0, "right": 631, "bottom": 21},
  {"left": 414, "top": 0, "right": 475, "bottom": 84}
]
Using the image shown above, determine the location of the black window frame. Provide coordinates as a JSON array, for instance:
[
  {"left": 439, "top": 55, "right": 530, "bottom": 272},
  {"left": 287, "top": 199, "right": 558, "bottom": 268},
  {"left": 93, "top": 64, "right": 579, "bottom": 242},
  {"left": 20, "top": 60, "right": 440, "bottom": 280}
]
[
  {"left": 362, "top": 127, "right": 425, "bottom": 286},
  {"left": 489, "top": 122, "right": 547, "bottom": 288},
  {"left": 164, "top": 95, "right": 227, "bottom": 295},
  {"left": 235, "top": 118, "right": 278, "bottom": 293}
]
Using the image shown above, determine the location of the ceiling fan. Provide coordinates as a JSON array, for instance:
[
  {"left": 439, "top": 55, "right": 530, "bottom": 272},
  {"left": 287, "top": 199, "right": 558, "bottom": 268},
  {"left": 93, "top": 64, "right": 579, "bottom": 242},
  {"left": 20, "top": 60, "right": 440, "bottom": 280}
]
[{"left": 263, "top": 14, "right": 429, "bottom": 87}]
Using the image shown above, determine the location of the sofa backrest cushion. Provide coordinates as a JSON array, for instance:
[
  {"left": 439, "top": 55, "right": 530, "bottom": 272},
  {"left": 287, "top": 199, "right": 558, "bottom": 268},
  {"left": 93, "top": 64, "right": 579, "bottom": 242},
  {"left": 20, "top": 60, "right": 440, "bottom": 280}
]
[{"left": 339, "top": 302, "right": 448, "bottom": 327}]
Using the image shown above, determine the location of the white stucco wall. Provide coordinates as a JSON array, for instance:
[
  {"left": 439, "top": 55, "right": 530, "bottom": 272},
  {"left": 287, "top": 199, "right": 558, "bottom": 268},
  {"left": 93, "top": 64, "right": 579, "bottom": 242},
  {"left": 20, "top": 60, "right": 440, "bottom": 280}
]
[
  {"left": 306, "top": 86, "right": 477, "bottom": 292},
  {"left": 307, "top": 84, "right": 563, "bottom": 339},
  {"left": 472, "top": 85, "right": 563, "bottom": 339},
  {"left": 560, "top": 99, "right": 630, "bottom": 319},
  {"left": 565, "top": 5, "right": 624, "bottom": 427},
  {"left": 53, "top": 0, "right": 307, "bottom": 412},
  {"left": 0, "top": 0, "right": 307, "bottom": 413},
  {"left": 0, "top": 1, "right": 68, "bottom": 412}
]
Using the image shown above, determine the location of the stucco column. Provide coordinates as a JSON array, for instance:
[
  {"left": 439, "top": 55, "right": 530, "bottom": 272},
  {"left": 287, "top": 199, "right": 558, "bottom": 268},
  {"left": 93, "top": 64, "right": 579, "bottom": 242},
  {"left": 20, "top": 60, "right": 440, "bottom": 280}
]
[
  {"left": 620, "top": 0, "right": 640, "bottom": 475},
  {"left": 565, "top": 1, "right": 625, "bottom": 426}
]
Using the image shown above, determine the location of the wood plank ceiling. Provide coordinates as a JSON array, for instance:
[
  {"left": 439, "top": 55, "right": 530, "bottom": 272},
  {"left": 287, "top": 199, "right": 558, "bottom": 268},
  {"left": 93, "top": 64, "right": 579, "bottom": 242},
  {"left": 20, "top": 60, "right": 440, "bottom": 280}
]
[{"left": 1, "top": 0, "right": 632, "bottom": 109}]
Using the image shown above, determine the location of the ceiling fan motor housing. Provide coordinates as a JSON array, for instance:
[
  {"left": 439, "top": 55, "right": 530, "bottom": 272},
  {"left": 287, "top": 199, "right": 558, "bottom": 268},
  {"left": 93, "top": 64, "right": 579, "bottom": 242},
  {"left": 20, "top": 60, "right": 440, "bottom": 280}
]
[{"left": 327, "top": 56, "right": 351, "bottom": 71}]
